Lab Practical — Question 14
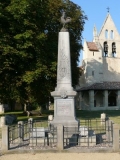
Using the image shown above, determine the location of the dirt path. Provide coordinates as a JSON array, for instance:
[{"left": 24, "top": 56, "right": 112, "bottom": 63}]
[{"left": 0, "top": 153, "right": 120, "bottom": 160}]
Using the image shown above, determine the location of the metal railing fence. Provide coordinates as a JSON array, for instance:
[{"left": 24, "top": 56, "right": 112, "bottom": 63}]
[
  {"left": 1, "top": 118, "right": 119, "bottom": 150},
  {"left": 63, "top": 119, "right": 113, "bottom": 149},
  {"left": 8, "top": 120, "right": 57, "bottom": 150}
]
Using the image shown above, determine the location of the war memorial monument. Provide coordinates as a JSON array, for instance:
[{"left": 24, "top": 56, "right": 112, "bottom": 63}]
[{"left": 51, "top": 12, "right": 79, "bottom": 128}]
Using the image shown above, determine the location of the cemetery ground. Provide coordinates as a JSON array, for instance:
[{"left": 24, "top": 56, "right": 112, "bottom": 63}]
[{"left": 0, "top": 109, "right": 120, "bottom": 124}]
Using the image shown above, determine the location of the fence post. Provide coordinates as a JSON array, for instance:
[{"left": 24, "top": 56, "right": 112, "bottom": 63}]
[
  {"left": 57, "top": 124, "right": 63, "bottom": 150},
  {"left": 0, "top": 116, "right": 6, "bottom": 127},
  {"left": 2, "top": 125, "right": 9, "bottom": 151},
  {"left": 106, "top": 119, "right": 113, "bottom": 142},
  {"left": 18, "top": 121, "right": 24, "bottom": 143},
  {"left": 101, "top": 113, "right": 106, "bottom": 125},
  {"left": 28, "top": 118, "right": 33, "bottom": 132},
  {"left": 113, "top": 124, "right": 119, "bottom": 151}
]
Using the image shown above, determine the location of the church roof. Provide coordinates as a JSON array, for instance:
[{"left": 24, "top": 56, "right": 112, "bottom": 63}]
[
  {"left": 77, "top": 82, "right": 120, "bottom": 91},
  {"left": 86, "top": 42, "right": 99, "bottom": 51}
]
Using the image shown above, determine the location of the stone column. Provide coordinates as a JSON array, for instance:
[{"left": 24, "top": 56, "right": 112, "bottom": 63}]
[
  {"left": 0, "top": 116, "right": 6, "bottom": 127},
  {"left": 0, "top": 104, "right": 4, "bottom": 114},
  {"left": 117, "top": 90, "right": 120, "bottom": 109},
  {"left": 28, "top": 118, "right": 33, "bottom": 132},
  {"left": 89, "top": 90, "right": 94, "bottom": 110},
  {"left": 57, "top": 124, "right": 63, "bottom": 150},
  {"left": 103, "top": 90, "right": 108, "bottom": 109},
  {"left": 2, "top": 125, "right": 9, "bottom": 151},
  {"left": 113, "top": 124, "right": 119, "bottom": 151},
  {"left": 18, "top": 121, "right": 24, "bottom": 143},
  {"left": 106, "top": 119, "right": 113, "bottom": 142}
]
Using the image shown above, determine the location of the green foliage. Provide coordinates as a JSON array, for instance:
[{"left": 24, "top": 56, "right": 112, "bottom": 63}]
[{"left": 0, "top": 0, "right": 87, "bottom": 109}]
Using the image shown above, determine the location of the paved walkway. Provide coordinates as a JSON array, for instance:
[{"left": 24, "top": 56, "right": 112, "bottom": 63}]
[{"left": 0, "top": 153, "right": 120, "bottom": 160}]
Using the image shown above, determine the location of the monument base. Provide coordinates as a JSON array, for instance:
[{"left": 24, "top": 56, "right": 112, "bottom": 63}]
[{"left": 50, "top": 98, "right": 79, "bottom": 128}]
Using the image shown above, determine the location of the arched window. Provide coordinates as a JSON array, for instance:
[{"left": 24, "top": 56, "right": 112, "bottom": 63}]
[
  {"left": 103, "top": 41, "right": 108, "bottom": 57},
  {"left": 110, "top": 30, "right": 114, "bottom": 39},
  {"left": 112, "top": 42, "right": 116, "bottom": 57},
  {"left": 105, "top": 29, "right": 108, "bottom": 39}
]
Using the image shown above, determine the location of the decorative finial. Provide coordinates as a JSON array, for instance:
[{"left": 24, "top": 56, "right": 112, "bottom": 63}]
[
  {"left": 107, "top": 7, "right": 110, "bottom": 13},
  {"left": 60, "top": 12, "right": 71, "bottom": 32},
  {"left": 93, "top": 25, "right": 97, "bottom": 37}
]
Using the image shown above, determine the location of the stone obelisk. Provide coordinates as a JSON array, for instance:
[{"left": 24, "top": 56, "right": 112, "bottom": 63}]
[{"left": 51, "top": 12, "right": 79, "bottom": 127}]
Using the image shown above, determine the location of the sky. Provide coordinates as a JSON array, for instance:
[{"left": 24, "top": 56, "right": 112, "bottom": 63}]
[{"left": 71, "top": 0, "right": 120, "bottom": 65}]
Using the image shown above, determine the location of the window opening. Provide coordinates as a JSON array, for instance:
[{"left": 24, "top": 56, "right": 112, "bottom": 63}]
[
  {"left": 104, "top": 41, "right": 108, "bottom": 57},
  {"left": 112, "top": 42, "right": 116, "bottom": 57},
  {"left": 105, "top": 29, "right": 108, "bottom": 39},
  {"left": 110, "top": 30, "right": 114, "bottom": 39}
]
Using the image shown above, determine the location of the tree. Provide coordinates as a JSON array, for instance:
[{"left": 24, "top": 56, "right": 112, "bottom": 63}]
[{"left": 0, "top": 0, "right": 87, "bottom": 109}]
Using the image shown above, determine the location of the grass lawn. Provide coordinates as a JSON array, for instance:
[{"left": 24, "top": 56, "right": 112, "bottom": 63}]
[
  {"left": 76, "top": 110, "right": 120, "bottom": 124},
  {"left": 0, "top": 109, "right": 120, "bottom": 125}
]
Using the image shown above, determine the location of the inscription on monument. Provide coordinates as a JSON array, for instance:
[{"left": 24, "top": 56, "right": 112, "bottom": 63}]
[
  {"left": 58, "top": 41, "right": 70, "bottom": 80},
  {"left": 57, "top": 100, "right": 72, "bottom": 116},
  {"left": 58, "top": 49, "right": 69, "bottom": 78}
]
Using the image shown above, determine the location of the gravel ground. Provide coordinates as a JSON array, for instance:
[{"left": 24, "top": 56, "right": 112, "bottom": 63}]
[{"left": 0, "top": 153, "right": 120, "bottom": 160}]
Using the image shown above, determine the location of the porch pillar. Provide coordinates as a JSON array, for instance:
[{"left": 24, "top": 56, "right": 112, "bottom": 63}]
[
  {"left": 89, "top": 90, "right": 94, "bottom": 110},
  {"left": 117, "top": 90, "right": 120, "bottom": 109},
  {"left": 103, "top": 90, "right": 108, "bottom": 109}
]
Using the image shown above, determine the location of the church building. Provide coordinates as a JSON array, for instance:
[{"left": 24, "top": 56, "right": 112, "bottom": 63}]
[{"left": 76, "top": 13, "right": 120, "bottom": 110}]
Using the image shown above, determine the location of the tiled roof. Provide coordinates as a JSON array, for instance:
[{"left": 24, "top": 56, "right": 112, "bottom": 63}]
[
  {"left": 87, "top": 42, "right": 99, "bottom": 51},
  {"left": 77, "top": 82, "right": 120, "bottom": 91}
]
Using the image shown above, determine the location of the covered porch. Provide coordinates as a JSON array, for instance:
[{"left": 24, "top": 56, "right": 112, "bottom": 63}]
[{"left": 76, "top": 82, "right": 120, "bottom": 110}]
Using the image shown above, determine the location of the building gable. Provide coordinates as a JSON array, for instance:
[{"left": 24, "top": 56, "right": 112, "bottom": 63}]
[{"left": 99, "top": 13, "right": 120, "bottom": 40}]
